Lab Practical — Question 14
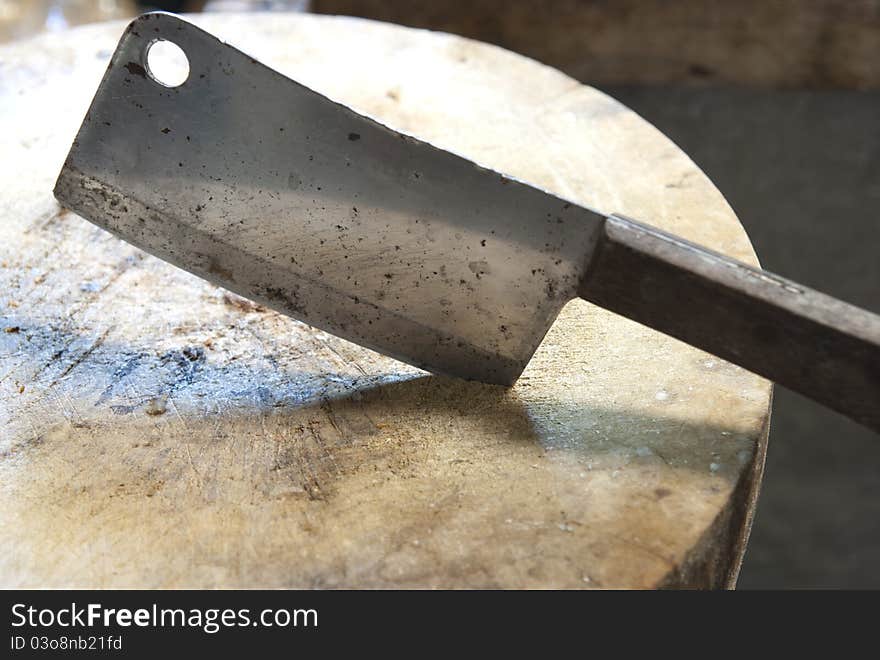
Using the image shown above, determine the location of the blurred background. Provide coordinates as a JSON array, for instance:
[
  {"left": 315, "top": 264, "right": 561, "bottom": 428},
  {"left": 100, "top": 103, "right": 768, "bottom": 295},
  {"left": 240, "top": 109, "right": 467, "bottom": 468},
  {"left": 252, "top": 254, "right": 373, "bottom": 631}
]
[{"left": 2, "top": 0, "right": 878, "bottom": 588}]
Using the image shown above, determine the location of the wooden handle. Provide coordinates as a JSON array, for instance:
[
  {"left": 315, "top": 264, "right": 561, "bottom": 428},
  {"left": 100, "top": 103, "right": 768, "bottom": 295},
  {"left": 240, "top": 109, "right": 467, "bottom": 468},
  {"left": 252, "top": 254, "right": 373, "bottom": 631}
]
[{"left": 578, "top": 214, "right": 880, "bottom": 432}]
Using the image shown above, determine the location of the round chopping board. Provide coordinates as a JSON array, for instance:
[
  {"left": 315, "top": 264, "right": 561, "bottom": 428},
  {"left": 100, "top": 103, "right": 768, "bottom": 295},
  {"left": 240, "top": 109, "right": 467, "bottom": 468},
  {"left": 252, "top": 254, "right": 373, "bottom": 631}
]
[{"left": 0, "top": 13, "right": 771, "bottom": 588}]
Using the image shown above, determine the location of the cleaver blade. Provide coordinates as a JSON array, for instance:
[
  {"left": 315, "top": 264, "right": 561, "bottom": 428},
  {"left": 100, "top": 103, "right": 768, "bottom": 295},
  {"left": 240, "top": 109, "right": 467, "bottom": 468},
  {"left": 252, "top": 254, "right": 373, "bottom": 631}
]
[
  {"left": 55, "top": 13, "right": 880, "bottom": 431},
  {"left": 54, "top": 11, "right": 603, "bottom": 386}
]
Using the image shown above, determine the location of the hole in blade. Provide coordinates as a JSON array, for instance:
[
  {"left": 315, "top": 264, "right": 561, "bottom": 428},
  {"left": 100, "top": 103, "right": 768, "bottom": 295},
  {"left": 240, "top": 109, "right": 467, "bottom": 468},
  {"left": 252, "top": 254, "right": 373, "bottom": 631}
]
[{"left": 145, "top": 39, "right": 189, "bottom": 88}]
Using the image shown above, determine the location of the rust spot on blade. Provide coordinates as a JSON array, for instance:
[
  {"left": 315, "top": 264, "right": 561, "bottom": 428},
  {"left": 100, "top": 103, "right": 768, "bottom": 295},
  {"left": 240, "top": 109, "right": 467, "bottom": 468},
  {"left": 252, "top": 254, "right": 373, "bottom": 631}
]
[
  {"left": 207, "top": 259, "right": 233, "bottom": 281},
  {"left": 124, "top": 61, "right": 147, "bottom": 78}
]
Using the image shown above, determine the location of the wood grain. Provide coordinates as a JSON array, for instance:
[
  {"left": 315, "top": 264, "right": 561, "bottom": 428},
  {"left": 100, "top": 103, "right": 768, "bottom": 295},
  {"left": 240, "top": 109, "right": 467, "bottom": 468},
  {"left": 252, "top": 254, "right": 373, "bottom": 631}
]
[{"left": 0, "top": 13, "right": 771, "bottom": 588}]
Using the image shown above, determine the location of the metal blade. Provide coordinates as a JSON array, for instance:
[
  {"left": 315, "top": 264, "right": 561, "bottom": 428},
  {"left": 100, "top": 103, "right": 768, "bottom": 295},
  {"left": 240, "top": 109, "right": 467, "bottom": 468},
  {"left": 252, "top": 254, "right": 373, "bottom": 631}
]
[{"left": 54, "top": 12, "right": 605, "bottom": 384}]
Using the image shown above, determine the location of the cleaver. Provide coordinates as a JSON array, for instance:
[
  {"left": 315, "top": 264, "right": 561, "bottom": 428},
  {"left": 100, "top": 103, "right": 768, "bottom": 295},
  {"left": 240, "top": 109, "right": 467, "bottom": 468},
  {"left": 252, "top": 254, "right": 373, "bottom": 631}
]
[{"left": 55, "top": 13, "right": 880, "bottom": 431}]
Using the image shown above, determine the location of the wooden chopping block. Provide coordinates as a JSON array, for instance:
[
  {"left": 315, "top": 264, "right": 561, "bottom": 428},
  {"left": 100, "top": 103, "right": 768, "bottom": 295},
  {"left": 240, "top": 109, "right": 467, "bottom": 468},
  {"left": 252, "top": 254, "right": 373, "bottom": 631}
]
[{"left": 0, "top": 12, "right": 771, "bottom": 588}]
